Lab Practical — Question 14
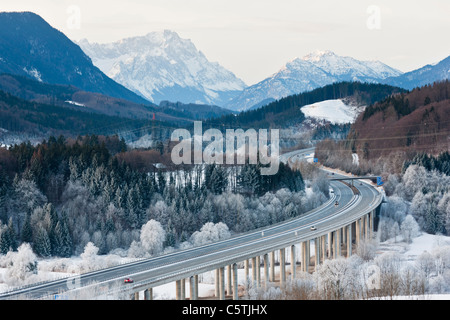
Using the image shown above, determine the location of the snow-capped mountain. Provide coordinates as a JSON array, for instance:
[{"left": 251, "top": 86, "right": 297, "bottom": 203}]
[
  {"left": 225, "top": 50, "right": 403, "bottom": 111},
  {"left": 78, "top": 31, "right": 246, "bottom": 106},
  {"left": 382, "top": 55, "right": 450, "bottom": 90}
]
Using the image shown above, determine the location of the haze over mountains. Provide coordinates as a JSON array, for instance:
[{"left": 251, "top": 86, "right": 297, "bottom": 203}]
[
  {"left": 79, "top": 28, "right": 449, "bottom": 113},
  {"left": 0, "top": 11, "right": 448, "bottom": 121}
]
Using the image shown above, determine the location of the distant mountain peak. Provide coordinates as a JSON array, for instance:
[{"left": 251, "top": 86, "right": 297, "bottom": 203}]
[
  {"left": 382, "top": 55, "right": 450, "bottom": 90},
  {"left": 302, "top": 50, "right": 336, "bottom": 62},
  {"left": 78, "top": 30, "right": 246, "bottom": 106},
  {"left": 225, "top": 51, "right": 403, "bottom": 112}
]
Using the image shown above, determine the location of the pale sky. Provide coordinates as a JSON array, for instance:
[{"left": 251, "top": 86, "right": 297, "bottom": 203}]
[{"left": 1, "top": 0, "right": 449, "bottom": 85}]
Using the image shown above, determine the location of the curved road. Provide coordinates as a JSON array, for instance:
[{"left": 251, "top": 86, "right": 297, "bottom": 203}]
[{"left": 0, "top": 148, "right": 382, "bottom": 299}]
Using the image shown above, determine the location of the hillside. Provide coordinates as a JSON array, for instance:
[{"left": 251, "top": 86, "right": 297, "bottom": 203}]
[
  {"left": 347, "top": 81, "right": 450, "bottom": 160},
  {"left": 0, "top": 73, "right": 234, "bottom": 124},
  {"left": 382, "top": 56, "right": 450, "bottom": 90},
  {"left": 0, "top": 12, "right": 149, "bottom": 105},
  {"left": 206, "top": 82, "right": 406, "bottom": 130},
  {"left": 225, "top": 50, "right": 402, "bottom": 111},
  {"left": 0, "top": 89, "right": 155, "bottom": 138}
]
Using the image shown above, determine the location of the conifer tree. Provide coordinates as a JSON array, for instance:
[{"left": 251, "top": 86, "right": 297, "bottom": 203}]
[{"left": 34, "top": 226, "right": 51, "bottom": 257}]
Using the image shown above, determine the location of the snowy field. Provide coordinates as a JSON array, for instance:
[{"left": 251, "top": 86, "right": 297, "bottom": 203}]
[
  {"left": 148, "top": 232, "right": 450, "bottom": 300},
  {"left": 2, "top": 231, "right": 450, "bottom": 299},
  {"left": 300, "top": 99, "right": 365, "bottom": 124}
]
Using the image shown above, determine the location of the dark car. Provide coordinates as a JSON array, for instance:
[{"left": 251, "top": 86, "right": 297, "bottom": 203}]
[{"left": 334, "top": 201, "right": 339, "bottom": 207}]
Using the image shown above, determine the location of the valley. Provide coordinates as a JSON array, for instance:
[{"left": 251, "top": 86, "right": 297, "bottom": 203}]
[{"left": 0, "top": 6, "right": 449, "bottom": 304}]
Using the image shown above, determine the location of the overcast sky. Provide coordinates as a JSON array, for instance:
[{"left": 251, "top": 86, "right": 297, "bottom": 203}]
[{"left": 2, "top": 0, "right": 449, "bottom": 85}]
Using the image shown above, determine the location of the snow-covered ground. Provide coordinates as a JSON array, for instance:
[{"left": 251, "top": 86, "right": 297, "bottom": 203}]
[
  {"left": 65, "top": 100, "right": 86, "bottom": 107},
  {"left": 1, "top": 230, "right": 449, "bottom": 299},
  {"left": 300, "top": 99, "right": 365, "bottom": 124},
  {"left": 377, "top": 232, "right": 450, "bottom": 261}
]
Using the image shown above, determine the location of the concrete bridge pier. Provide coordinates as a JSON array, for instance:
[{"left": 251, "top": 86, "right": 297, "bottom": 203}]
[
  {"left": 252, "top": 257, "right": 257, "bottom": 288},
  {"left": 356, "top": 218, "right": 361, "bottom": 247},
  {"left": 314, "top": 237, "right": 321, "bottom": 269},
  {"left": 327, "top": 232, "right": 332, "bottom": 258},
  {"left": 256, "top": 256, "right": 261, "bottom": 288},
  {"left": 176, "top": 279, "right": 182, "bottom": 300},
  {"left": 338, "top": 229, "right": 342, "bottom": 257},
  {"left": 227, "top": 265, "right": 232, "bottom": 295},
  {"left": 189, "top": 275, "right": 199, "bottom": 300},
  {"left": 280, "top": 248, "right": 286, "bottom": 286},
  {"left": 244, "top": 259, "right": 249, "bottom": 284},
  {"left": 219, "top": 267, "right": 225, "bottom": 300},
  {"left": 181, "top": 278, "right": 186, "bottom": 300},
  {"left": 270, "top": 252, "right": 275, "bottom": 282},
  {"left": 232, "top": 263, "right": 239, "bottom": 300},
  {"left": 290, "top": 245, "right": 296, "bottom": 280},
  {"left": 346, "top": 224, "right": 352, "bottom": 257},
  {"left": 263, "top": 253, "right": 269, "bottom": 289},
  {"left": 144, "top": 288, "right": 153, "bottom": 300},
  {"left": 321, "top": 235, "right": 327, "bottom": 262},
  {"left": 215, "top": 269, "right": 220, "bottom": 298}
]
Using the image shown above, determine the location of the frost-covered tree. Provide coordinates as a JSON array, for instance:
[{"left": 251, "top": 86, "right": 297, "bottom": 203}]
[
  {"left": 374, "top": 252, "right": 403, "bottom": 298},
  {"left": 1, "top": 243, "right": 38, "bottom": 285},
  {"left": 190, "top": 222, "right": 231, "bottom": 247},
  {"left": 437, "top": 193, "right": 450, "bottom": 233},
  {"left": 80, "top": 242, "right": 100, "bottom": 271},
  {"left": 382, "top": 195, "right": 407, "bottom": 223},
  {"left": 128, "top": 219, "right": 166, "bottom": 258},
  {"left": 314, "top": 256, "right": 363, "bottom": 300},
  {"left": 139, "top": 219, "right": 165, "bottom": 256},
  {"left": 400, "top": 215, "right": 420, "bottom": 243},
  {"left": 356, "top": 238, "right": 378, "bottom": 261},
  {"left": 398, "top": 165, "right": 428, "bottom": 201},
  {"left": 147, "top": 200, "right": 171, "bottom": 224},
  {"left": 6, "top": 177, "right": 47, "bottom": 238},
  {"left": 415, "top": 251, "right": 434, "bottom": 278},
  {"left": 410, "top": 191, "right": 445, "bottom": 234}
]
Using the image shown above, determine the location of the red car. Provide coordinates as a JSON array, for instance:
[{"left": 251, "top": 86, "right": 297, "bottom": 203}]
[{"left": 124, "top": 278, "right": 134, "bottom": 284}]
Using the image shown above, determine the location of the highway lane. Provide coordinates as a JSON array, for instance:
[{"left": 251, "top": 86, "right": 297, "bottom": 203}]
[{"left": 0, "top": 148, "right": 382, "bottom": 299}]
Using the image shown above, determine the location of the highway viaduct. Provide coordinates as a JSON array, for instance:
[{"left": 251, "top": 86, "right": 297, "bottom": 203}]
[
  {"left": 0, "top": 149, "right": 383, "bottom": 300},
  {"left": 130, "top": 183, "right": 381, "bottom": 301},
  {"left": 123, "top": 148, "right": 383, "bottom": 301}
]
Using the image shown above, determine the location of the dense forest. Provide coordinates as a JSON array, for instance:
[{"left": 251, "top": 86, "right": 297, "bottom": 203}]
[
  {"left": 204, "top": 82, "right": 406, "bottom": 130},
  {"left": 346, "top": 81, "right": 450, "bottom": 159},
  {"left": 0, "top": 89, "right": 157, "bottom": 137},
  {"left": 314, "top": 81, "right": 450, "bottom": 237},
  {"left": 0, "top": 134, "right": 313, "bottom": 258}
]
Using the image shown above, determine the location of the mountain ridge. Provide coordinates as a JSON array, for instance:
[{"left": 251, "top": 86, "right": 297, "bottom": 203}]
[
  {"left": 0, "top": 11, "right": 150, "bottom": 106},
  {"left": 382, "top": 55, "right": 450, "bottom": 90},
  {"left": 224, "top": 50, "right": 403, "bottom": 111},
  {"left": 78, "top": 30, "right": 246, "bottom": 106}
]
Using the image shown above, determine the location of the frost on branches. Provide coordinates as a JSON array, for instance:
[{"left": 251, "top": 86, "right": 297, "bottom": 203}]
[{"left": 0, "top": 243, "right": 38, "bottom": 286}]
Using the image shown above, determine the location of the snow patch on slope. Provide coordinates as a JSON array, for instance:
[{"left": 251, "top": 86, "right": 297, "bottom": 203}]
[{"left": 300, "top": 99, "right": 364, "bottom": 124}]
